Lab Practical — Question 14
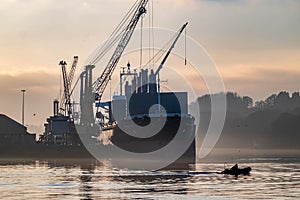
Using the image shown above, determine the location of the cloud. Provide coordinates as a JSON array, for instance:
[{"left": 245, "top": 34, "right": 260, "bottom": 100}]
[
  {"left": 221, "top": 66, "right": 300, "bottom": 100},
  {"left": 0, "top": 0, "right": 139, "bottom": 71},
  {"left": 0, "top": 71, "right": 59, "bottom": 91},
  {"left": 188, "top": 0, "right": 300, "bottom": 52},
  {"left": 0, "top": 71, "right": 60, "bottom": 128},
  {"left": 197, "top": 0, "right": 242, "bottom": 3}
]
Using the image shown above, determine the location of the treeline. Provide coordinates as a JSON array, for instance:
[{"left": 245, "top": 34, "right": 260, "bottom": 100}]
[{"left": 195, "top": 91, "right": 300, "bottom": 149}]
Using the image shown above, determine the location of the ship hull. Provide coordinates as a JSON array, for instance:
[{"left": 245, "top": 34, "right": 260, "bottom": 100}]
[
  {"left": 0, "top": 144, "right": 94, "bottom": 160},
  {"left": 0, "top": 116, "right": 196, "bottom": 170},
  {"left": 98, "top": 115, "right": 196, "bottom": 170}
]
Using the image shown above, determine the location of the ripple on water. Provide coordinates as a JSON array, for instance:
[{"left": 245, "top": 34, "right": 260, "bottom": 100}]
[{"left": 0, "top": 159, "right": 299, "bottom": 199}]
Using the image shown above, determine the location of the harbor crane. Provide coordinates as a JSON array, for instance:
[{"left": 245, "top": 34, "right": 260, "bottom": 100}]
[
  {"left": 92, "top": 0, "right": 148, "bottom": 101},
  {"left": 59, "top": 56, "right": 79, "bottom": 116},
  {"left": 155, "top": 22, "right": 188, "bottom": 93},
  {"left": 80, "top": 0, "right": 148, "bottom": 125},
  {"left": 153, "top": 22, "right": 188, "bottom": 113}
]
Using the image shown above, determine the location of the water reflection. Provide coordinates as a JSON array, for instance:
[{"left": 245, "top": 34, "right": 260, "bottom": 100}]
[
  {"left": 0, "top": 158, "right": 299, "bottom": 199},
  {"left": 79, "top": 165, "right": 94, "bottom": 200}
]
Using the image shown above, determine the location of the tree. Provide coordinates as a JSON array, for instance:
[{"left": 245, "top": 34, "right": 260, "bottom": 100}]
[
  {"left": 264, "top": 94, "right": 277, "bottom": 108},
  {"left": 255, "top": 101, "right": 265, "bottom": 109},
  {"left": 275, "top": 91, "right": 290, "bottom": 110},
  {"left": 242, "top": 96, "right": 253, "bottom": 108}
]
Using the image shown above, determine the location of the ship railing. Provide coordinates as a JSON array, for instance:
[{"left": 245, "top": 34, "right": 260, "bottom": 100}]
[
  {"left": 101, "top": 122, "right": 117, "bottom": 131},
  {"left": 124, "top": 113, "right": 193, "bottom": 120}
]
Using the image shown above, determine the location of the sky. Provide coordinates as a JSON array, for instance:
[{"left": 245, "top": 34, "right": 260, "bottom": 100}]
[{"left": 0, "top": 0, "right": 300, "bottom": 132}]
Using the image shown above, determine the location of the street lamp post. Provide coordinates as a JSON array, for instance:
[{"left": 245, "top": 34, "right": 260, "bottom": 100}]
[{"left": 21, "top": 89, "right": 26, "bottom": 126}]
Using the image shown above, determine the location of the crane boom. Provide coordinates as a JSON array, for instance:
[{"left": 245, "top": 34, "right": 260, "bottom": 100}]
[
  {"left": 59, "top": 60, "right": 69, "bottom": 114},
  {"left": 92, "top": 0, "right": 148, "bottom": 100},
  {"left": 59, "top": 56, "right": 79, "bottom": 115},
  {"left": 155, "top": 22, "right": 188, "bottom": 76},
  {"left": 67, "top": 56, "right": 79, "bottom": 92}
]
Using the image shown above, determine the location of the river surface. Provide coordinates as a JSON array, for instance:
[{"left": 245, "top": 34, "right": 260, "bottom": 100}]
[{"left": 0, "top": 156, "right": 299, "bottom": 199}]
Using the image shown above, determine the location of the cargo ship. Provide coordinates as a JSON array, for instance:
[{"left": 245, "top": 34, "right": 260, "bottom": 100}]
[
  {"left": 90, "top": 64, "right": 196, "bottom": 169},
  {"left": 0, "top": 0, "right": 196, "bottom": 170}
]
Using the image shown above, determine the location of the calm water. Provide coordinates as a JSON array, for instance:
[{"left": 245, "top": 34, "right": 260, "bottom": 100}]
[{"left": 0, "top": 157, "right": 299, "bottom": 199}]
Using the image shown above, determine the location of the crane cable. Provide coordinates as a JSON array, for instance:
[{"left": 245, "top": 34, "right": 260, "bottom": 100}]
[
  {"left": 151, "top": 0, "right": 154, "bottom": 65},
  {"left": 148, "top": 1, "right": 151, "bottom": 61},
  {"left": 144, "top": 32, "right": 178, "bottom": 68},
  {"left": 185, "top": 26, "right": 187, "bottom": 66},
  {"left": 89, "top": 0, "right": 140, "bottom": 65},
  {"left": 121, "top": 31, "right": 177, "bottom": 85},
  {"left": 140, "top": 14, "right": 144, "bottom": 68},
  {"left": 91, "top": 2, "right": 138, "bottom": 64}
]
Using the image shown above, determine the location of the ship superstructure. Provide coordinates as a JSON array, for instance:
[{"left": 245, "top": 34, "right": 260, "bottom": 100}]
[{"left": 95, "top": 64, "right": 196, "bottom": 169}]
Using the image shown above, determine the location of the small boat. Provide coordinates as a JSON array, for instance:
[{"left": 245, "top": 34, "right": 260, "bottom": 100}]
[{"left": 221, "top": 164, "right": 251, "bottom": 176}]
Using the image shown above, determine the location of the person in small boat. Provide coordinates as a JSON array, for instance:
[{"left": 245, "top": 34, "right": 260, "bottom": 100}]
[
  {"left": 230, "top": 163, "right": 239, "bottom": 176},
  {"left": 221, "top": 163, "right": 251, "bottom": 176},
  {"left": 231, "top": 164, "right": 238, "bottom": 171}
]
